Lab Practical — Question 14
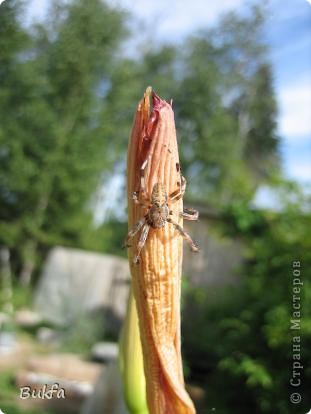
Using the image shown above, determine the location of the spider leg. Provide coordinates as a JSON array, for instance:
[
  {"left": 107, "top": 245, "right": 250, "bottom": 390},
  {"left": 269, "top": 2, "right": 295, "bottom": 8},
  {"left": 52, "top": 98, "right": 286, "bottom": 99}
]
[
  {"left": 169, "top": 175, "right": 187, "bottom": 203},
  {"left": 132, "top": 191, "right": 150, "bottom": 208},
  {"left": 167, "top": 218, "right": 199, "bottom": 252},
  {"left": 132, "top": 191, "right": 140, "bottom": 204},
  {"left": 140, "top": 154, "right": 151, "bottom": 201},
  {"left": 133, "top": 223, "right": 150, "bottom": 264},
  {"left": 180, "top": 175, "right": 187, "bottom": 196},
  {"left": 180, "top": 207, "right": 199, "bottom": 221},
  {"left": 123, "top": 218, "right": 145, "bottom": 248}
]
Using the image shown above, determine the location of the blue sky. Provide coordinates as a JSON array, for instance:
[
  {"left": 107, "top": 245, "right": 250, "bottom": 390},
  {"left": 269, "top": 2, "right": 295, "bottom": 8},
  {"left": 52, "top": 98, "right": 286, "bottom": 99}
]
[{"left": 266, "top": 0, "right": 311, "bottom": 185}]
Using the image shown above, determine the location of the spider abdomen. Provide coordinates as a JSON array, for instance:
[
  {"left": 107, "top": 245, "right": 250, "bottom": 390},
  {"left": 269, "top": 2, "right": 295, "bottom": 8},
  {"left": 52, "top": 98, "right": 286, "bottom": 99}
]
[{"left": 151, "top": 183, "right": 167, "bottom": 205}]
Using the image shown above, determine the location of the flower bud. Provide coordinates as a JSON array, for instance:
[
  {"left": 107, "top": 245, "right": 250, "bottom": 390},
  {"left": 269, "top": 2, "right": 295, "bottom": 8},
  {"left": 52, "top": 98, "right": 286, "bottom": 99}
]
[{"left": 125, "top": 87, "right": 195, "bottom": 414}]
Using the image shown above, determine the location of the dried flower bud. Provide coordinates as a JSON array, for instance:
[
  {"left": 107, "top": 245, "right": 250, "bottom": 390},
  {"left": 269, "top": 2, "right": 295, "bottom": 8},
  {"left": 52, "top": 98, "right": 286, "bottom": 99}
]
[{"left": 126, "top": 87, "right": 196, "bottom": 414}]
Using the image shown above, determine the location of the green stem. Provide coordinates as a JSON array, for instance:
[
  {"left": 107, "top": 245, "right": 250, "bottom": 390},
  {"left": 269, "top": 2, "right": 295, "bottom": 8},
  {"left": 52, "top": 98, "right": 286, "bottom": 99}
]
[{"left": 119, "top": 287, "right": 148, "bottom": 414}]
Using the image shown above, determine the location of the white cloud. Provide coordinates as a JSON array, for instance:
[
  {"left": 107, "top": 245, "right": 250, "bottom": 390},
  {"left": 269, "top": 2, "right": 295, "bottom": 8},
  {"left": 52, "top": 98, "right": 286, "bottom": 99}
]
[
  {"left": 253, "top": 186, "right": 282, "bottom": 210},
  {"left": 24, "top": 0, "right": 49, "bottom": 25},
  {"left": 27, "top": 0, "right": 246, "bottom": 37},
  {"left": 157, "top": 0, "right": 245, "bottom": 38},
  {"left": 287, "top": 161, "right": 311, "bottom": 182},
  {"left": 277, "top": 75, "right": 311, "bottom": 139},
  {"left": 112, "top": 0, "right": 245, "bottom": 40}
]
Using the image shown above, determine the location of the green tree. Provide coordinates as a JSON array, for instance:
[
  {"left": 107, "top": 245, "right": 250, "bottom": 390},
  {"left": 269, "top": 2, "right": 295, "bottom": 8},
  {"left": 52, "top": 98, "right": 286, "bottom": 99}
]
[
  {"left": 0, "top": 0, "right": 127, "bottom": 284},
  {"left": 0, "top": 0, "right": 39, "bottom": 274},
  {"left": 244, "top": 63, "right": 279, "bottom": 180},
  {"left": 174, "top": 7, "right": 279, "bottom": 205},
  {"left": 183, "top": 185, "right": 311, "bottom": 414}
]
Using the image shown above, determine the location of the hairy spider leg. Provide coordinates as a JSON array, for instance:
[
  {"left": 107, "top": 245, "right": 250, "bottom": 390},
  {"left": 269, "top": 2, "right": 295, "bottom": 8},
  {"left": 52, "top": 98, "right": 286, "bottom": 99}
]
[
  {"left": 139, "top": 154, "right": 152, "bottom": 202},
  {"left": 123, "top": 218, "right": 146, "bottom": 248},
  {"left": 131, "top": 154, "right": 153, "bottom": 208},
  {"left": 167, "top": 218, "right": 199, "bottom": 252},
  {"left": 180, "top": 207, "right": 199, "bottom": 221},
  {"left": 133, "top": 223, "right": 150, "bottom": 264},
  {"left": 132, "top": 192, "right": 150, "bottom": 208},
  {"left": 169, "top": 175, "right": 187, "bottom": 203}
]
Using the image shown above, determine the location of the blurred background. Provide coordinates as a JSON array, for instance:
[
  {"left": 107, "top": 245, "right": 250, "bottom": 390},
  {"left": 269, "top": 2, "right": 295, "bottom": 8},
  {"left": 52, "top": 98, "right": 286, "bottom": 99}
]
[{"left": 0, "top": 0, "right": 310, "bottom": 413}]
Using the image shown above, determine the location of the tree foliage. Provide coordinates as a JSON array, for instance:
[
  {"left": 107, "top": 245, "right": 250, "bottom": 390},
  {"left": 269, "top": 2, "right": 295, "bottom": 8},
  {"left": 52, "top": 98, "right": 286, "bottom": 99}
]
[
  {"left": 174, "top": 8, "right": 279, "bottom": 205},
  {"left": 182, "top": 187, "right": 311, "bottom": 414},
  {"left": 0, "top": 0, "right": 127, "bottom": 281}
]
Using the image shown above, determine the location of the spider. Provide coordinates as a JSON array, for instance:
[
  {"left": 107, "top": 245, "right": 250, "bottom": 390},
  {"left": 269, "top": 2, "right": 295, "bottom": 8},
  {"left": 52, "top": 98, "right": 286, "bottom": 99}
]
[{"left": 124, "top": 155, "right": 199, "bottom": 264}]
